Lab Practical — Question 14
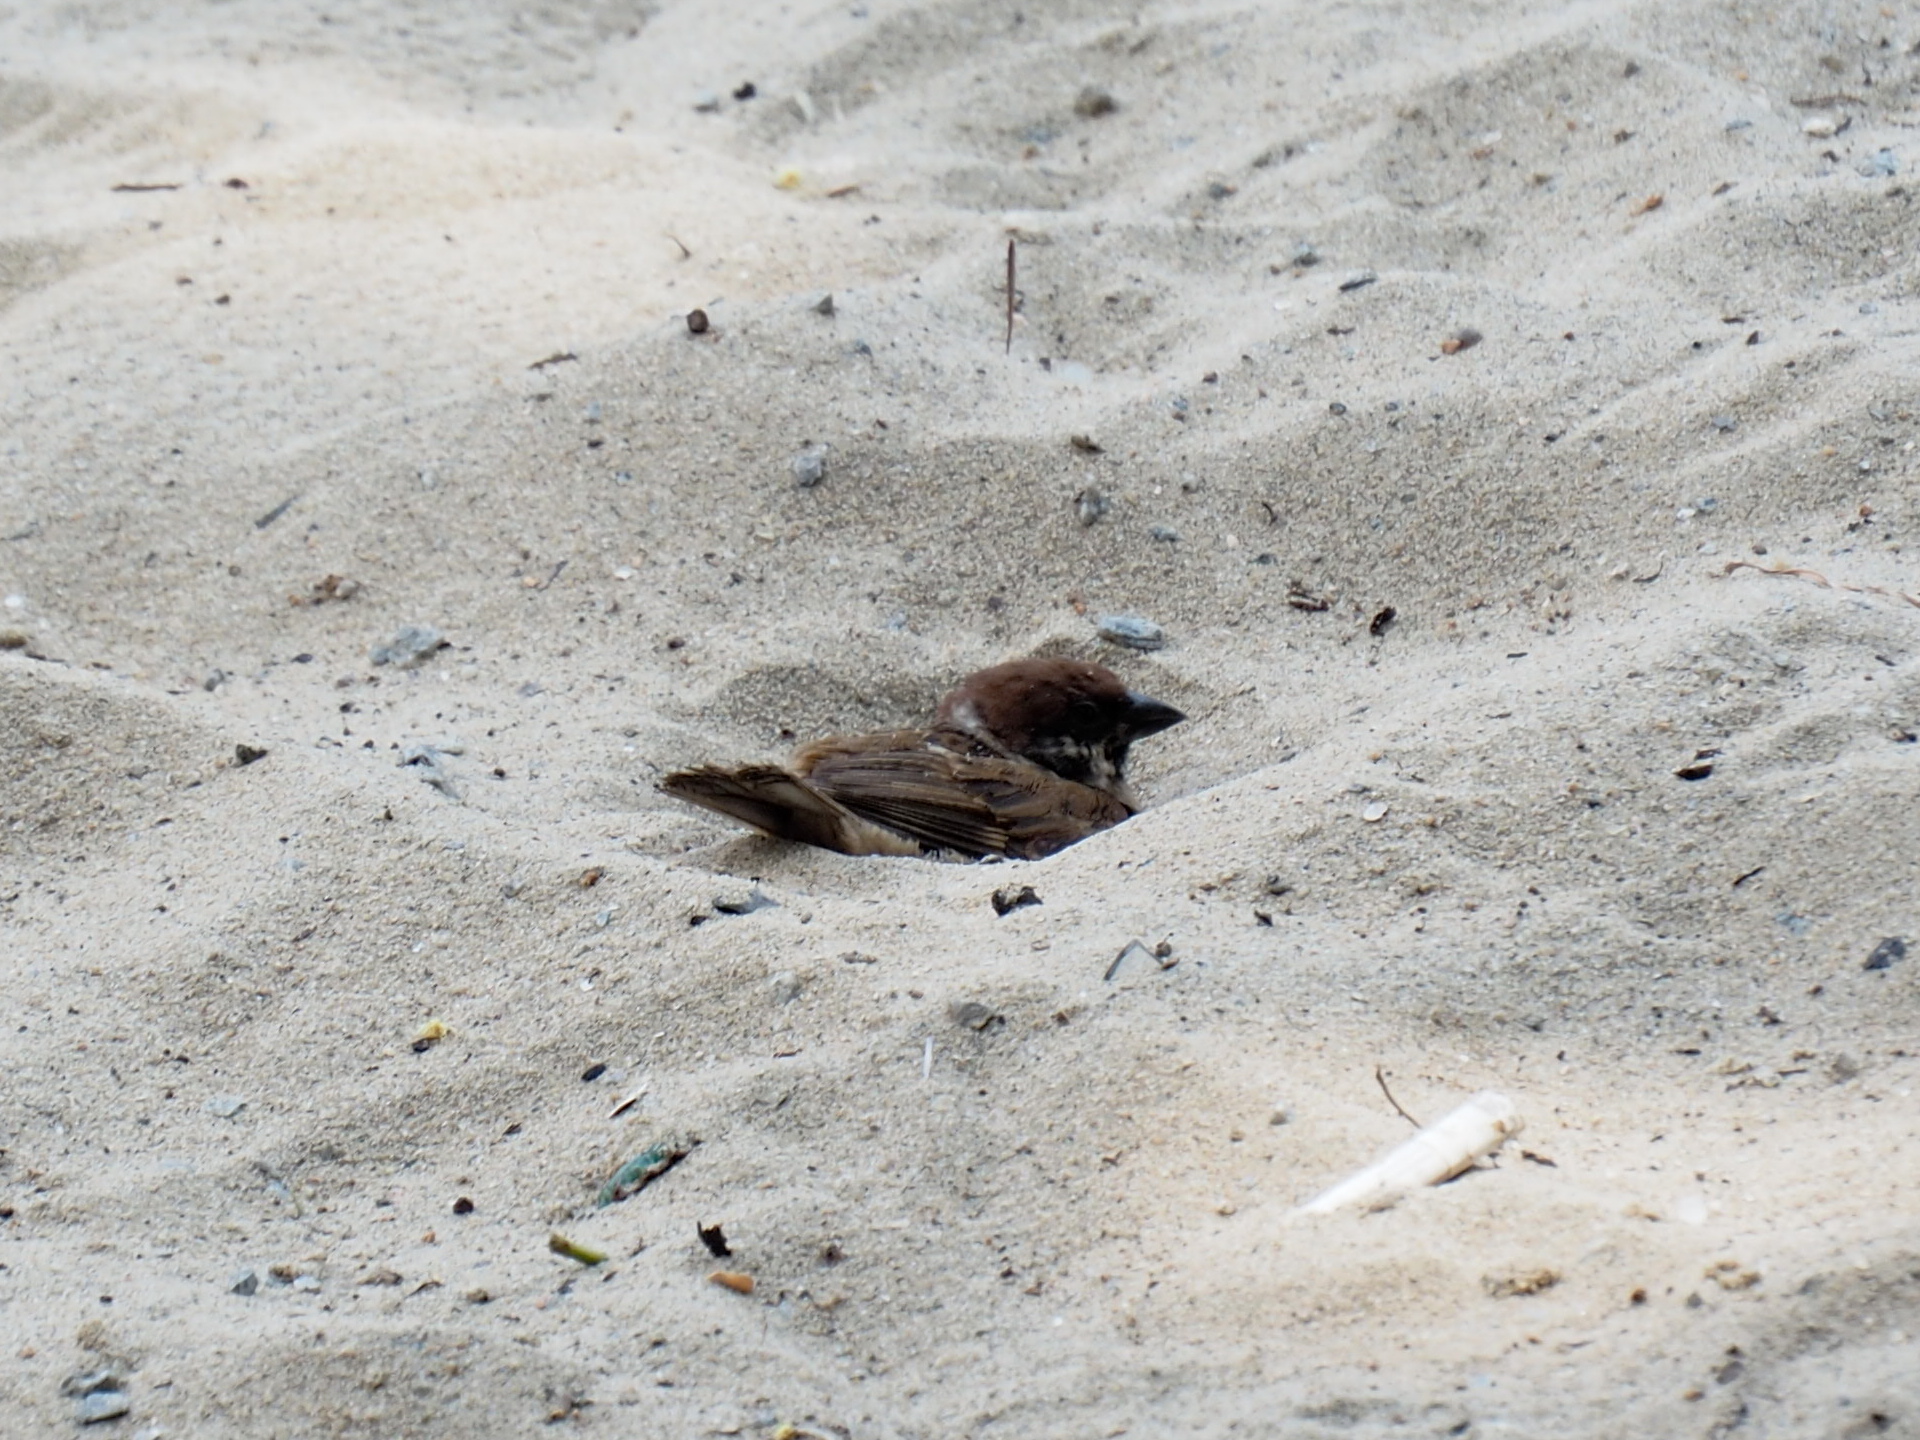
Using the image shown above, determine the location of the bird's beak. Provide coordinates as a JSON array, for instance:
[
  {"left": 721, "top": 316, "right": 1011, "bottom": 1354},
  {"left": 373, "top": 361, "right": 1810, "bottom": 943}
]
[{"left": 1122, "top": 690, "right": 1186, "bottom": 739}]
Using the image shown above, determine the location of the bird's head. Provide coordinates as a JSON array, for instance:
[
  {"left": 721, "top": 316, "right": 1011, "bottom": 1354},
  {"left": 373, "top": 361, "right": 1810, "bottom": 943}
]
[{"left": 936, "top": 657, "right": 1185, "bottom": 805}]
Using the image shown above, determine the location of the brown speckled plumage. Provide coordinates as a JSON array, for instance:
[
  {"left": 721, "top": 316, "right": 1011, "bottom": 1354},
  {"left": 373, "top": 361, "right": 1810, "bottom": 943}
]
[{"left": 660, "top": 658, "right": 1184, "bottom": 859}]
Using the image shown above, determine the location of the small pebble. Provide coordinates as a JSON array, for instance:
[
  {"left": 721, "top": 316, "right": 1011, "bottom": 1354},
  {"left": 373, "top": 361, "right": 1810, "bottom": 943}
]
[
  {"left": 713, "top": 886, "right": 779, "bottom": 916},
  {"left": 203, "top": 1095, "right": 246, "bottom": 1119},
  {"left": 790, "top": 448, "right": 828, "bottom": 488},
  {"left": 292, "top": 1275, "right": 321, "bottom": 1293},
  {"left": 229, "top": 1267, "right": 259, "bottom": 1296},
  {"left": 1802, "top": 115, "right": 1837, "bottom": 138},
  {"left": 949, "top": 1000, "right": 998, "bottom": 1031},
  {"left": 1073, "top": 87, "right": 1117, "bottom": 118},
  {"left": 1361, "top": 800, "right": 1390, "bottom": 822},
  {"left": 813, "top": 293, "right": 835, "bottom": 316},
  {"left": 369, "top": 624, "right": 445, "bottom": 667},
  {"left": 1269, "top": 1104, "right": 1293, "bottom": 1127},
  {"left": 1096, "top": 615, "right": 1167, "bottom": 651},
  {"left": 1857, "top": 149, "right": 1898, "bottom": 177},
  {"left": 692, "top": 90, "right": 721, "bottom": 113},
  {"left": 686, "top": 308, "right": 710, "bottom": 334},
  {"left": 399, "top": 743, "right": 460, "bottom": 799},
  {"left": 770, "top": 971, "right": 803, "bottom": 1004},
  {"left": 1864, "top": 937, "right": 1906, "bottom": 971},
  {"left": 991, "top": 885, "right": 1042, "bottom": 917},
  {"left": 1148, "top": 525, "right": 1180, "bottom": 543},
  {"left": 1075, "top": 488, "right": 1110, "bottom": 526},
  {"left": 77, "top": 1391, "right": 131, "bottom": 1425}
]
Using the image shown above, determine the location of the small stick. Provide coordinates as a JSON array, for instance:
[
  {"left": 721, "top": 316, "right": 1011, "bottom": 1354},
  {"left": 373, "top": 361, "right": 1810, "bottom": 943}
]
[
  {"left": 607, "top": 1088, "right": 645, "bottom": 1119},
  {"left": 665, "top": 233, "right": 691, "bottom": 260},
  {"left": 1374, "top": 1065, "right": 1422, "bottom": 1128},
  {"left": 1722, "top": 558, "right": 1920, "bottom": 610},
  {"left": 1004, "top": 238, "right": 1016, "bottom": 355}
]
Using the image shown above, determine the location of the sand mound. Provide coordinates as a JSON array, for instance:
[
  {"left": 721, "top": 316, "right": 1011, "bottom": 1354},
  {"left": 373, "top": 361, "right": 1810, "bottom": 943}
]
[{"left": 3, "top": 0, "right": 1918, "bottom": 1433}]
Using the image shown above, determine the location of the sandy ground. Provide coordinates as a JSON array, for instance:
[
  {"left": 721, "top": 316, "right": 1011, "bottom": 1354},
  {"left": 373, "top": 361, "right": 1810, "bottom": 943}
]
[{"left": 4, "top": 0, "right": 1920, "bottom": 1434}]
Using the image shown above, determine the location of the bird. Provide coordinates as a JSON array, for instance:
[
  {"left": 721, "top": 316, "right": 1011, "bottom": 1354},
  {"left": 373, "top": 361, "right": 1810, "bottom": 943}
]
[{"left": 659, "top": 657, "right": 1186, "bottom": 860}]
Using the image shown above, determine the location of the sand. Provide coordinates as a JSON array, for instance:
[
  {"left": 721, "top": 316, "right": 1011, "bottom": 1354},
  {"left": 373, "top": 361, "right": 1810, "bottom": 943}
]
[{"left": 4, "top": 0, "right": 1919, "bottom": 1434}]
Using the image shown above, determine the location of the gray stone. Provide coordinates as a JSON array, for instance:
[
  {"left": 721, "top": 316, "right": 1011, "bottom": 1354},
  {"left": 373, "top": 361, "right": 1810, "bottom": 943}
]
[
  {"left": 61, "top": 1370, "right": 121, "bottom": 1398},
  {"left": 790, "top": 449, "right": 828, "bottom": 488},
  {"left": 370, "top": 624, "right": 445, "bottom": 667},
  {"left": 1096, "top": 615, "right": 1167, "bottom": 651},
  {"left": 77, "top": 1390, "right": 131, "bottom": 1424},
  {"left": 713, "top": 886, "right": 778, "bottom": 916}
]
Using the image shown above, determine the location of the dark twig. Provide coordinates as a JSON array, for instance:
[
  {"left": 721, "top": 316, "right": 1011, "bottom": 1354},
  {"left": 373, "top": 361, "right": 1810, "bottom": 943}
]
[
  {"left": 665, "top": 233, "right": 692, "bottom": 260},
  {"left": 1004, "top": 238, "right": 1016, "bottom": 355},
  {"left": 1374, "top": 1065, "right": 1422, "bottom": 1128}
]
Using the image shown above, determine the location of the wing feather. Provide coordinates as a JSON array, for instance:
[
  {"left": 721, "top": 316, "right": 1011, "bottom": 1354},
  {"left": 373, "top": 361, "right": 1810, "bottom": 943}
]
[
  {"left": 803, "top": 742, "right": 1131, "bottom": 859},
  {"left": 803, "top": 749, "right": 1011, "bottom": 856},
  {"left": 659, "top": 764, "right": 921, "bottom": 856}
]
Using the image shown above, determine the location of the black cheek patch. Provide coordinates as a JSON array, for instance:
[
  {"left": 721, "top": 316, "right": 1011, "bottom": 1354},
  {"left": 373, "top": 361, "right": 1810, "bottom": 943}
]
[{"left": 1028, "top": 736, "right": 1100, "bottom": 786}]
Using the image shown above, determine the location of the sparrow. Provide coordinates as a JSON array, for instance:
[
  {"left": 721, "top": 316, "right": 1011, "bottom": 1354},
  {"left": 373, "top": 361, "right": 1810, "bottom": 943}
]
[{"left": 660, "top": 657, "right": 1185, "bottom": 860}]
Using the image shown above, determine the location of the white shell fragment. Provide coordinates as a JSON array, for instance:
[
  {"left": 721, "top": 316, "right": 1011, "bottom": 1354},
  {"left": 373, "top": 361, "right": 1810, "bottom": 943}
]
[{"left": 1296, "top": 1090, "right": 1522, "bottom": 1215}]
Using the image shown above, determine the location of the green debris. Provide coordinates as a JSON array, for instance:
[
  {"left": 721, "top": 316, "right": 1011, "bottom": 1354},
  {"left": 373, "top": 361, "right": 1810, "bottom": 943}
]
[
  {"left": 548, "top": 1232, "right": 607, "bottom": 1266},
  {"left": 596, "top": 1143, "right": 689, "bottom": 1207}
]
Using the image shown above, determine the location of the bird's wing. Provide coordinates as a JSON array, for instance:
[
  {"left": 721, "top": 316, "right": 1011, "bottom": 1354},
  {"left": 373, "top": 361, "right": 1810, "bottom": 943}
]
[
  {"left": 659, "top": 763, "right": 921, "bottom": 856},
  {"left": 799, "top": 737, "right": 1131, "bottom": 859},
  {"left": 798, "top": 747, "right": 1011, "bottom": 857}
]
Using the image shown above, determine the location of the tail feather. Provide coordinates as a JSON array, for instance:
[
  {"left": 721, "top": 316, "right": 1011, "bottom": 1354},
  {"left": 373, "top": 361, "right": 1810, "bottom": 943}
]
[{"left": 659, "top": 764, "right": 921, "bottom": 856}]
